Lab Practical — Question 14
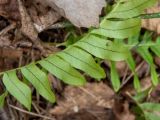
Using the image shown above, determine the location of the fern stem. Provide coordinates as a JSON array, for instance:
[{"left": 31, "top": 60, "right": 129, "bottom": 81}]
[{"left": 141, "top": 12, "right": 160, "bottom": 19}]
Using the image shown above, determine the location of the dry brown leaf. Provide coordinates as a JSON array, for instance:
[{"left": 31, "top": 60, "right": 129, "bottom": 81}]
[
  {"left": 114, "top": 101, "right": 135, "bottom": 120},
  {"left": 18, "top": 0, "right": 38, "bottom": 42},
  {"left": 142, "top": 3, "right": 160, "bottom": 34},
  {"left": 41, "top": 0, "right": 106, "bottom": 27},
  {"left": 17, "top": 0, "right": 45, "bottom": 52},
  {"left": 0, "top": 0, "right": 21, "bottom": 21},
  {"left": 58, "top": 107, "right": 118, "bottom": 120},
  {"left": 25, "top": 0, "right": 61, "bottom": 32},
  {"left": 49, "top": 82, "right": 114, "bottom": 115}
]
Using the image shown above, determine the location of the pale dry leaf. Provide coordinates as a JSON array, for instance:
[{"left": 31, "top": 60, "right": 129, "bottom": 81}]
[
  {"left": 49, "top": 82, "right": 114, "bottom": 115},
  {"left": 40, "top": 0, "right": 106, "bottom": 28},
  {"left": 142, "top": 3, "right": 160, "bottom": 34}
]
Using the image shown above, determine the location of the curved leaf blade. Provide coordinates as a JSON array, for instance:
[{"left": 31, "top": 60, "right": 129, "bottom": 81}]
[
  {"left": 92, "top": 19, "right": 141, "bottom": 39},
  {"left": 21, "top": 64, "right": 56, "bottom": 103},
  {"left": 140, "top": 103, "right": 160, "bottom": 111},
  {"left": 107, "top": 0, "right": 157, "bottom": 18},
  {"left": 144, "top": 112, "right": 160, "bottom": 120},
  {"left": 75, "top": 35, "right": 128, "bottom": 61},
  {"left": 39, "top": 56, "right": 86, "bottom": 86},
  {"left": 57, "top": 47, "right": 106, "bottom": 80},
  {"left": 151, "top": 65, "right": 159, "bottom": 86},
  {"left": 110, "top": 61, "right": 120, "bottom": 92},
  {"left": 3, "top": 71, "right": 31, "bottom": 110},
  {"left": 0, "top": 91, "right": 7, "bottom": 108}
]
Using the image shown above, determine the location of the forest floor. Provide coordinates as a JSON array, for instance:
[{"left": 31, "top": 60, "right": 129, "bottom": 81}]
[{"left": 0, "top": 0, "right": 160, "bottom": 120}]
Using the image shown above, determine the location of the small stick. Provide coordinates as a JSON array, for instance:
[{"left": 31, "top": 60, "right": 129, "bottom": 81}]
[{"left": 9, "top": 104, "right": 56, "bottom": 120}]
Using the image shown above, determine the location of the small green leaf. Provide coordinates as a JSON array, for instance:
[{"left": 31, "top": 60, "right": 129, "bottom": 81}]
[
  {"left": 21, "top": 64, "right": 56, "bottom": 103},
  {"left": 137, "top": 46, "right": 153, "bottom": 65},
  {"left": 3, "top": 71, "right": 31, "bottom": 110},
  {"left": 144, "top": 112, "right": 160, "bottom": 120},
  {"left": 126, "top": 52, "right": 136, "bottom": 71},
  {"left": 110, "top": 61, "right": 120, "bottom": 92},
  {"left": 39, "top": 56, "right": 86, "bottom": 86},
  {"left": 133, "top": 74, "right": 141, "bottom": 92},
  {"left": 140, "top": 103, "right": 160, "bottom": 111},
  {"left": 151, "top": 65, "right": 159, "bottom": 86},
  {"left": 133, "top": 88, "right": 150, "bottom": 102},
  {"left": 0, "top": 91, "right": 8, "bottom": 108},
  {"left": 57, "top": 47, "right": 105, "bottom": 80},
  {"left": 126, "top": 52, "right": 141, "bottom": 91},
  {"left": 75, "top": 35, "right": 128, "bottom": 61}
]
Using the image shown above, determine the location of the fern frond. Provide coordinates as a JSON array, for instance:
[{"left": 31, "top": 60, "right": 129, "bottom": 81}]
[
  {"left": 124, "top": 32, "right": 160, "bottom": 89},
  {"left": 0, "top": 0, "right": 157, "bottom": 110}
]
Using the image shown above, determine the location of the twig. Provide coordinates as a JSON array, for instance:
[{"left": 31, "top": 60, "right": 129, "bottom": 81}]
[
  {"left": 8, "top": 104, "right": 56, "bottom": 120},
  {"left": 0, "top": 23, "right": 16, "bottom": 36},
  {"left": 120, "top": 61, "right": 145, "bottom": 89}
]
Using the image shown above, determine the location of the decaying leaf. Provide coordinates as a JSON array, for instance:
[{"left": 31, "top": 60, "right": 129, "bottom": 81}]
[
  {"left": 114, "top": 100, "right": 135, "bottom": 120},
  {"left": 0, "top": 0, "right": 21, "bottom": 21},
  {"left": 17, "top": 0, "right": 38, "bottom": 42},
  {"left": 40, "top": 0, "right": 106, "bottom": 27},
  {"left": 142, "top": 3, "right": 160, "bottom": 34},
  {"left": 25, "top": 0, "right": 61, "bottom": 32},
  {"left": 49, "top": 82, "right": 114, "bottom": 115},
  {"left": 59, "top": 107, "right": 118, "bottom": 120},
  {"left": 17, "top": 0, "right": 45, "bottom": 52}
]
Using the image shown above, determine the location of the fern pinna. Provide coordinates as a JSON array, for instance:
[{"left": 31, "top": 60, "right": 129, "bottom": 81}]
[{"left": 0, "top": 0, "right": 158, "bottom": 110}]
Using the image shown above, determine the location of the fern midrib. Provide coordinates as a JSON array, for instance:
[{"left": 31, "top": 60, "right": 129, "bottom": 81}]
[
  {"left": 44, "top": 59, "right": 82, "bottom": 79},
  {"left": 62, "top": 51, "right": 99, "bottom": 70},
  {"left": 5, "top": 72, "right": 30, "bottom": 106},
  {"left": 100, "top": 24, "right": 140, "bottom": 31},
  {"left": 78, "top": 41, "right": 127, "bottom": 53},
  {"left": 25, "top": 67, "right": 54, "bottom": 97},
  {"left": 110, "top": 0, "right": 151, "bottom": 13}
]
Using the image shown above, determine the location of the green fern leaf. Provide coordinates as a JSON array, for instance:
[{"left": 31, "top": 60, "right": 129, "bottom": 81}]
[
  {"left": 151, "top": 37, "right": 160, "bottom": 57},
  {"left": 110, "top": 61, "right": 121, "bottom": 92},
  {"left": 107, "top": 0, "right": 157, "bottom": 18},
  {"left": 21, "top": 64, "right": 56, "bottom": 103},
  {"left": 136, "top": 46, "right": 158, "bottom": 85},
  {"left": 0, "top": 91, "right": 7, "bottom": 108},
  {"left": 144, "top": 112, "right": 160, "bottom": 120},
  {"left": 75, "top": 35, "right": 128, "bottom": 61},
  {"left": 92, "top": 18, "right": 141, "bottom": 39},
  {"left": 3, "top": 71, "right": 32, "bottom": 110},
  {"left": 140, "top": 102, "right": 160, "bottom": 111},
  {"left": 150, "top": 65, "right": 159, "bottom": 86},
  {"left": 57, "top": 47, "right": 106, "bottom": 80},
  {"left": 126, "top": 53, "right": 141, "bottom": 91},
  {"left": 39, "top": 56, "right": 86, "bottom": 86}
]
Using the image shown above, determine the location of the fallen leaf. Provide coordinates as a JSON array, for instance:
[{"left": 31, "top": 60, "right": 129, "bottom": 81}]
[
  {"left": 49, "top": 82, "right": 115, "bottom": 115},
  {"left": 0, "top": 0, "right": 21, "bottom": 21},
  {"left": 25, "top": 0, "right": 61, "bottom": 32},
  {"left": 58, "top": 107, "right": 118, "bottom": 120},
  {"left": 17, "top": 0, "right": 44, "bottom": 52},
  {"left": 41, "top": 0, "right": 106, "bottom": 27},
  {"left": 114, "top": 100, "right": 135, "bottom": 120}
]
